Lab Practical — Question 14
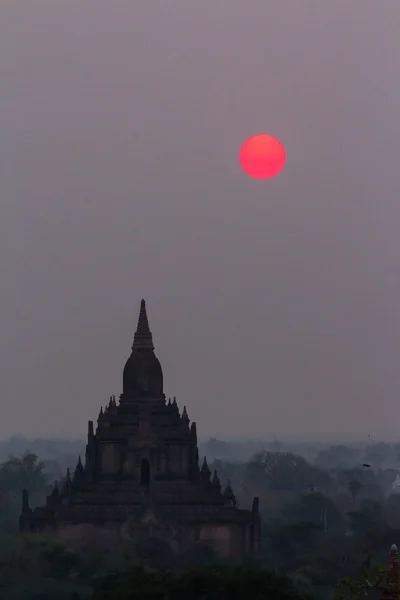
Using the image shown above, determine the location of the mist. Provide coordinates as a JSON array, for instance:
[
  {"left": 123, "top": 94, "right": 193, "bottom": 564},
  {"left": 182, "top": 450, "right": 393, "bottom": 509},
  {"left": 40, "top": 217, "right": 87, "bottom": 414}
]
[{"left": 1, "top": 1, "right": 399, "bottom": 441}]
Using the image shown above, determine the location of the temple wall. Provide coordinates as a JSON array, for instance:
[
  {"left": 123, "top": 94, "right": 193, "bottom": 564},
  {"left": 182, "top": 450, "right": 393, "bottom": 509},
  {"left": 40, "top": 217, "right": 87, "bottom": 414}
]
[
  {"left": 199, "top": 524, "right": 239, "bottom": 558},
  {"left": 100, "top": 443, "right": 120, "bottom": 474},
  {"left": 27, "top": 518, "right": 253, "bottom": 559}
]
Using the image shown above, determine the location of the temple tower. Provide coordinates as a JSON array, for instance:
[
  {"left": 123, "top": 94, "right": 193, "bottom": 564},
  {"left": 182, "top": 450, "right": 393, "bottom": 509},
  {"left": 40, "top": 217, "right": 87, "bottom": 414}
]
[{"left": 20, "top": 299, "right": 261, "bottom": 559}]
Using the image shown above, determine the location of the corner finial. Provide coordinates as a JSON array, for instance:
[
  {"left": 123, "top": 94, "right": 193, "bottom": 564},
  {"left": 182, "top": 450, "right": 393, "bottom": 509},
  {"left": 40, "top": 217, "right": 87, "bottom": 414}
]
[
  {"left": 76, "top": 455, "right": 83, "bottom": 472},
  {"left": 223, "top": 481, "right": 237, "bottom": 506},
  {"left": 212, "top": 469, "right": 221, "bottom": 488},
  {"left": 201, "top": 457, "right": 211, "bottom": 482}
]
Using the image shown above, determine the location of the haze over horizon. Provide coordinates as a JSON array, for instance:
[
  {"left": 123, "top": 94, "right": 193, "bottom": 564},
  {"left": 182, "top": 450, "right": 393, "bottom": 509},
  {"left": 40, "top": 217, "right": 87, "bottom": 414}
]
[{"left": 1, "top": 2, "right": 400, "bottom": 442}]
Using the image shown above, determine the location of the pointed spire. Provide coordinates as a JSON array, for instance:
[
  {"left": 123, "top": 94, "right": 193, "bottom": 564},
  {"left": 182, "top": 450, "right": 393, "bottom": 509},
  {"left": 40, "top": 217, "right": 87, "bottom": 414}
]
[
  {"left": 190, "top": 422, "right": 197, "bottom": 439},
  {"left": 75, "top": 456, "right": 83, "bottom": 475},
  {"left": 132, "top": 299, "right": 154, "bottom": 350},
  {"left": 62, "top": 468, "right": 72, "bottom": 494},
  {"left": 212, "top": 469, "right": 221, "bottom": 489},
  {"left": 201, "top": 457, "right": 211, "bottom": 483},
  {"left": 88, "top": 420, "right": 94, "bottom": 439},
  {"left": 181, "top": 406, "right": 189, "bottom": 425},
  {"left": 107, "top": 396, "right": 116, "bottom": 412},
  {"left": 191, "top": 446, "right": 200, "bottom": 482},
  {"left": 382, "top": 544, "right": 400, "bottom": 600},
  {"left": 223, "top": 480, "right": 237, "bottom": 506},
  {"left": 73, "top": 456, "right": 84, "bottom": 486}
]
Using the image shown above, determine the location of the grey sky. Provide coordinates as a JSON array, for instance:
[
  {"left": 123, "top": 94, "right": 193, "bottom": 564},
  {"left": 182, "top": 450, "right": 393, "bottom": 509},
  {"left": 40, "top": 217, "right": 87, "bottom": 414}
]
[{"left": 1, "top": 1, "right": 399, "bottom": 441}]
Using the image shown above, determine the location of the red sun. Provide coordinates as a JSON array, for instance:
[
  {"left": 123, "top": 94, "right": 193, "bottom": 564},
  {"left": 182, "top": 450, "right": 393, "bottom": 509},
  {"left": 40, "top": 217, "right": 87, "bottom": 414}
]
[{"left": 239, "top": 134, "right": 286, "bottom": 179}]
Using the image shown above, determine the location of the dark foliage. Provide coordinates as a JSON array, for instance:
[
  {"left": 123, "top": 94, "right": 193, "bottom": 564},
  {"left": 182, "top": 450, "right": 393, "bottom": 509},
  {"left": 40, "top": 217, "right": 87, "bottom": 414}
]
[{"left": 90, "top": 565, "right": 313, "bottom": 600}]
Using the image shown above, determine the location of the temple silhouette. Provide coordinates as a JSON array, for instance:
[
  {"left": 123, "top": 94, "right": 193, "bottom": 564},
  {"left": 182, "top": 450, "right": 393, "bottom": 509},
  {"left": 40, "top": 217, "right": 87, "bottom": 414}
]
[{"left": 20, "top": 300, "right": 261, "bottom": 558}]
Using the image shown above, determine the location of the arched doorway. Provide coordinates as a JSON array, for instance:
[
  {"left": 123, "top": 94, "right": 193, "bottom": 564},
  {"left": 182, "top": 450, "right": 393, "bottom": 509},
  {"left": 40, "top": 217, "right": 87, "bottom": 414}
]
[{"left": 140, "top": 458, "right": 150, "bottom": 489}]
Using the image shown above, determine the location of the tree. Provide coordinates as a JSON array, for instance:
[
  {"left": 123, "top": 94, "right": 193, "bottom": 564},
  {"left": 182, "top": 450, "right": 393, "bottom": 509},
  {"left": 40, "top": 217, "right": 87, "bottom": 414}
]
[
  {"left": 383, "top": 494, "right": 400, "bottom": 529},
  {"left": 364, "top": 443, "right": 393, "bottom": 469},
  {"left": 246, "top": 451, "right": 333, "bottom": 493},
  {"left": 0, "top": 451, "right": 49, "bottom": 535},
  {"left": 0, "top": 451, "right": 47, "bottom": 494},
  {"left": 347, "top": 499, "right": 383, "bottom": 536},
  {"left": 314, "top": 445, "right": 360, "bottom": 470},
  {"left": 281, "top": 492, "right": 344, "bottom": 533},
  {"left": 348, "top": 480, "right": 363, "bottom": 505},
  {"left": 90, "top": 565, "right": 312, "bottom": 600},
  {"left": 334, "top": 467, "right": 374, "bottom": 490}
]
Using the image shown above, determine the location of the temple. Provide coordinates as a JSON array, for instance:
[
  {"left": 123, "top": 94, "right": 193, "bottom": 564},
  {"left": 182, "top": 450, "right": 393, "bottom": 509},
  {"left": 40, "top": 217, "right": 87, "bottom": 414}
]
[
  {"left": 20, "top": 300, "right": 261, "bottom": 558},
  {"left": 382, "top": 544, "right": 400, "bottom": 600}
]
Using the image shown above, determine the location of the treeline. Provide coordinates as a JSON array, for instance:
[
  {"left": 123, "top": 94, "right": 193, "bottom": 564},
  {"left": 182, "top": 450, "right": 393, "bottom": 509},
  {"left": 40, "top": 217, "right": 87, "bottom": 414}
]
[{"left": 2, "top": 439, "right": 400, "bottom": 597}]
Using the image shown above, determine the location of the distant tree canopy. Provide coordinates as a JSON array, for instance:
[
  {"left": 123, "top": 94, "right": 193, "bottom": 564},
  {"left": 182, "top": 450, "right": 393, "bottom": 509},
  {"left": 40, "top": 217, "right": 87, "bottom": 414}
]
[
  {"left": 90, "top": 565, "right": 312, "bottom": 600},
  {"left": 334, "top": 466, "right": 375, "bottom": 489},
  {"left": 0, "top": 451, "right": 47, "bottom": 494},
  {"left": 246, "top": 451, "right": 332, "bottom": 493},
  {"left": 0, "top": 452, "right": 50, "bottom": 534},
  {"left": 347, "top": 499, "right": 384, "bottom": 536},
  {"left": 281, "top": 492, "right": 344, "bottom": 531},
  {"left": 364, "top": 443, "right": 393, "bottom": 469},
  {"left": 314, "top": 445, "right": 360, "bottom": 470}
]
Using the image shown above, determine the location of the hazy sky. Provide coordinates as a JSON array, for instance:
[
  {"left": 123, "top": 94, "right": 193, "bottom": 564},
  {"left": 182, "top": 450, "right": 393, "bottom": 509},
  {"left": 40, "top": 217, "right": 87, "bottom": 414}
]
[{"left": 1, "top": 1, "right": 400, "bottom": 441}]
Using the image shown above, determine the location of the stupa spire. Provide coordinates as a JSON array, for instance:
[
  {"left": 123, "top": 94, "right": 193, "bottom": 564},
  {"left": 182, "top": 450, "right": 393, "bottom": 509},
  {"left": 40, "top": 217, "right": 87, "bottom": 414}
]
[
  {"left": 132, "top": 299, "right": 154, "bottom": 350},
  {"left": 382, "top": 544, "right": 400, "bottom": 600}
]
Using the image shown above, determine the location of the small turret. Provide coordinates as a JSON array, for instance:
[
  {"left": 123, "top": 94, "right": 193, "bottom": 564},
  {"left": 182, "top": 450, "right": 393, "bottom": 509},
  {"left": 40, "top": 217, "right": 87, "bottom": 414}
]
[
  {"left": 181, "top": 406, "right": 189, "bottom": 428},
  {"left": 201, "top": 457, "right": 211, "bottom": 484},
  {"left": 100, "top": 403, "right": 111, "bottom": 428},
  {"left": 73, "top": 456, "right": 84, "bottom": 486},
  {"left": 223, "top": 481, "right": 237, "bottom": 507},
  {"left": 48, "top": 480, "right": 60, "bottom": 505},
  {"left": 88, "top": 420, "right": 94, "bottom": 439},
  {"left": 108, "top": 396, "right": 117, "bottom": 416},
  {"left": 62, "top": 468, "right": 72, "bottom": 494},
  {"left": 212, "top": 469, "right": 221, "bottom": 491}
]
